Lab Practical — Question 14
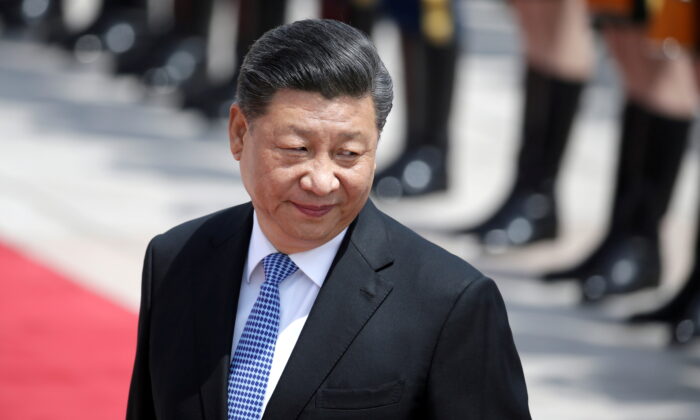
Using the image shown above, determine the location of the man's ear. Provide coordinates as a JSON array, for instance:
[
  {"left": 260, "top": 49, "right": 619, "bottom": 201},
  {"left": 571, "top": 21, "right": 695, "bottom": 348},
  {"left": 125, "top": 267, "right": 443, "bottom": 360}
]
[{"left": 228, "top": 104, "right": 248, "bottom": 161}]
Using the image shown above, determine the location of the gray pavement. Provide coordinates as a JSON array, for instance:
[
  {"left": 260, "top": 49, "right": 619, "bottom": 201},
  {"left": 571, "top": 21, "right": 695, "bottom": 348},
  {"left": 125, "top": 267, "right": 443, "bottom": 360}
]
[{"left": 1, "top": 1, "right": 700, "bottom": 419}]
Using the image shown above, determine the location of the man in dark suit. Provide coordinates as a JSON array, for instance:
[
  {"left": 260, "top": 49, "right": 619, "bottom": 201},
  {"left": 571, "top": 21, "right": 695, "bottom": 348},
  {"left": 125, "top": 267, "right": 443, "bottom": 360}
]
[{"left": 127, "top": 19, "right": 531, "bottom": 420}]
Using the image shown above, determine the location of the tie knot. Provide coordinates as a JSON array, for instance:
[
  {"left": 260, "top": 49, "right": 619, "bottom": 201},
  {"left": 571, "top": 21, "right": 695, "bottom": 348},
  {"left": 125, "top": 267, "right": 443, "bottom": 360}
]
[{"left": 262, "top": 253, "right": 298, "bottom": 286}]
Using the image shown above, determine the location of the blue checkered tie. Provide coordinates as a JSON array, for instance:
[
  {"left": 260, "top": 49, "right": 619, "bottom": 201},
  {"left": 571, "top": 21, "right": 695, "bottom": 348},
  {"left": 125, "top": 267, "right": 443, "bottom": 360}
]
[{"left": 227, "top": 253, "right": 298, "bottom": 420}]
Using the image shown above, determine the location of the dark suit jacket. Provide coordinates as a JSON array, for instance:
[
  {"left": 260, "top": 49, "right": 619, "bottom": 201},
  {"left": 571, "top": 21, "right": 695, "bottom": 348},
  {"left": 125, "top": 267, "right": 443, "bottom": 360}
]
[{"left": 127, "top": 200, "right": 531, "bottom": 419}]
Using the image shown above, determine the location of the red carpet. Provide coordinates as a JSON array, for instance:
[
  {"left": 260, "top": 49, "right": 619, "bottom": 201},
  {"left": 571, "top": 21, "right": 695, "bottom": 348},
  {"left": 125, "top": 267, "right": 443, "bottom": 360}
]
[{"left": 0, "top": 242, "right": 137, "bottom": 420}]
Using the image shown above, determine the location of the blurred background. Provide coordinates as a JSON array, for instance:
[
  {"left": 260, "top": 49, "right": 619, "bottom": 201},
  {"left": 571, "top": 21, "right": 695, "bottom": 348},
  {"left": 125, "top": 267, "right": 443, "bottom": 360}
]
[{"left": 1, "top": 0, "right": 700, "bottom": 418}]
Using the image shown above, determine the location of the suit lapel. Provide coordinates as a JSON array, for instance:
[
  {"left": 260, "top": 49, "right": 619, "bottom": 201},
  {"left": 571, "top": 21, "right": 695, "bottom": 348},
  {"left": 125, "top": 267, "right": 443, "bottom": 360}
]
[
  {"left": 194, "top": 204, "right": 254, "bottom": 420},
  {"left": 263, "top": 200, "right": 394, "bottom": 419}
]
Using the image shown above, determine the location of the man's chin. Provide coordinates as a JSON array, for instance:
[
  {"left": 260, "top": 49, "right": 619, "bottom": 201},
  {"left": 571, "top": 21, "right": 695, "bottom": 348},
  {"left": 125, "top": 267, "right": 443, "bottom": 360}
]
[{"left": 281, "top": 225, "right": 341, "bottom": 249}]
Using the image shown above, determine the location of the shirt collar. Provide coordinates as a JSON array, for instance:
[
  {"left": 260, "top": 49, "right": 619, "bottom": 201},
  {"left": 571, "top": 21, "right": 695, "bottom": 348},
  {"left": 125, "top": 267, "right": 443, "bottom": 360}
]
[{"left": 245, "top": 211, "right": 348, "bottom": 288}]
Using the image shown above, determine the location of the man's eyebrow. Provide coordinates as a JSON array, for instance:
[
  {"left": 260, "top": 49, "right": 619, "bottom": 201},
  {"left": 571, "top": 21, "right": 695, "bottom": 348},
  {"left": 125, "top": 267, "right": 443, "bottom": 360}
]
[
  {"left": 338, "top": 131, "right": 363, "bottom": 140},
  {"left": 287, "top": 125, "right": 363, "bottom": 140},
  {"left": 288, "top": 125, "right": 313, "bottom": 137}
]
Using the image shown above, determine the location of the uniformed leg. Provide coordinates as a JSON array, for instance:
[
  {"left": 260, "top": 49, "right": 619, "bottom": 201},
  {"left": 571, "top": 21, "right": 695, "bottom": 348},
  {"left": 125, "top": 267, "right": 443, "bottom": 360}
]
[
  {"left": 181, "top": 0, "right": 288, "bottom": 119},
  {"left": 457, "top": 0, "right": 593, "bottom": 247},
  {"left": 373, "top": 0, "right": 459, "bottom": 198},
  {"left": 544, "top": 14, "right": 696, "bottom": 302},
  {"left": 628, "top": 2, "right": 700, "bottom": 344},
  {"left": 461, "top": 66, "right": 584, "bottom": 247},
  {"left": 544, "top": 99, "right": 652, "bottom": 281}
]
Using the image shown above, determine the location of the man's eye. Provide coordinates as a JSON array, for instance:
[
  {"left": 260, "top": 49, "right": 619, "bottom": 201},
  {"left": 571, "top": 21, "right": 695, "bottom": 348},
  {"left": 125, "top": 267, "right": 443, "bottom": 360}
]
[
  {"left": 337, "top": 150, "right": 359, "bottom": 158},
  {"left": 284, "top": 147, "right": 307, "bottom": 153}
]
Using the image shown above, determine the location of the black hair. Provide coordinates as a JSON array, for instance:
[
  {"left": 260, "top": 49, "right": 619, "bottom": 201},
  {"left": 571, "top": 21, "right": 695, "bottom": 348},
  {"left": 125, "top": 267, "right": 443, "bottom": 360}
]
[{"left": 236, "top": 19, "right": 393, "bottom": 132}]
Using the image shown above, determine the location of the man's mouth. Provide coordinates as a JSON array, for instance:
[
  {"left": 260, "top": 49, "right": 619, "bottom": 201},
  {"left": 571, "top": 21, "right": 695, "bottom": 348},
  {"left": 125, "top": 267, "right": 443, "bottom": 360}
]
[{"left": 292, "top": 202, "right": 335, "bottom": 217}]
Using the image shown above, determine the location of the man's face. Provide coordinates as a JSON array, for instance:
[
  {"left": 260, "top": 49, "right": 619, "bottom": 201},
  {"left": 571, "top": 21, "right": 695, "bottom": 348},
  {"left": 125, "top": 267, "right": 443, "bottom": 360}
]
[{"left": 229, "top": 89, "right": 379, "bottom": 254}]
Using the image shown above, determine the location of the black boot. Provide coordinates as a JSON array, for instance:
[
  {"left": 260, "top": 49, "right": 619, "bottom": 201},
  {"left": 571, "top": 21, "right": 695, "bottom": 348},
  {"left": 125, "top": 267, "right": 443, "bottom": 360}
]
[
  {"left": 579, "top": 111, "right": 690, "bottom": 301},
  {"left": 628, "top": 194, "right": 700, "bottom": 344},
  {"left": 138, "top": 0, "right": 214, "bottom": 90},
  {"left": 546, "top": 104, "right": 691, "bottom": 302},
  {"left": 96, "top": 0, "right": 186, "bottom": 76},
  {"left": 633, "top": 258, "right": 700, "bottom": 345},
  {"left": 19, "top": 0, "right": 66, "bottom": 42},
  {"left": 458, "top": 67, "right": 584, "bottom": 247},
  {"left": 545, "top": 100, "right": 649, "bottom": 281},
  {"left": 670, "top": 269, "right": 700, "bottom": 344},
  {"left": 373, "top": 2, "right": 458, "bottom": 199},
  {"left": 0, "top": 0, "right": 31, "bottom": 30},
  {"left": 56, "top": 0, "right": 146, "bottom": 53}
]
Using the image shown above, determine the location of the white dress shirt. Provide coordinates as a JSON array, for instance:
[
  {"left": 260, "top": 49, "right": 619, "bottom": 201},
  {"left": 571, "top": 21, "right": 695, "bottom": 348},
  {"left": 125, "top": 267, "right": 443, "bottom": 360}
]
[{"left": 231, "top": 211, "right": 347, "bottom": 413}]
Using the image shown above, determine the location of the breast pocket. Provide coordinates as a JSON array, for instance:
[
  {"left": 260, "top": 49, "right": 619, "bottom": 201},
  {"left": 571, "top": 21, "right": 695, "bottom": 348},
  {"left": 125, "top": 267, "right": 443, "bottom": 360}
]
[{"left": 315, "top": 379, "right": 405, "bottom": 410}]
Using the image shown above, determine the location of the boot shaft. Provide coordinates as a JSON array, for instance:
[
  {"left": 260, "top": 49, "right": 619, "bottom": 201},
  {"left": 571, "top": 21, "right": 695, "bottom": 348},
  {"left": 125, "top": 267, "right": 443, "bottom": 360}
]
[
  {"left": 610, "top": 101, "right": 691, "bottom": 236},
  {"left": 516, "top": 67, "right": 585, "bottom": 192}
]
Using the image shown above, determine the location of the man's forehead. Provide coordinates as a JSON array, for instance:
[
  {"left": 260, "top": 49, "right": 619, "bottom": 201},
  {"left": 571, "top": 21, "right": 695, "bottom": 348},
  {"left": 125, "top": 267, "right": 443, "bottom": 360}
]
[{"left": 253, "top": 89, "right": 377, "bottom": 128}]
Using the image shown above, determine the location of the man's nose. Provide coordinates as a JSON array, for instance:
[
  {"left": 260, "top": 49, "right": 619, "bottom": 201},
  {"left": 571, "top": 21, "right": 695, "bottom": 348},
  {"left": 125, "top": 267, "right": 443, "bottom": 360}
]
[{"left": 300, "top": 158, "right": 340, "bottom": 196}]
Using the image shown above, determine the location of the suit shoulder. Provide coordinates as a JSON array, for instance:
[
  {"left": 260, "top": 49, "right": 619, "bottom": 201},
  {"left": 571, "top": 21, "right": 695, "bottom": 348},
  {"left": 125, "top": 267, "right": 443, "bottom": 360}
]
[
  {"left": 150, "top": 203, "right": 252, "bottom": 257},
  {"left": 376, "top": 211, "right": 485, "bottom": 288}
]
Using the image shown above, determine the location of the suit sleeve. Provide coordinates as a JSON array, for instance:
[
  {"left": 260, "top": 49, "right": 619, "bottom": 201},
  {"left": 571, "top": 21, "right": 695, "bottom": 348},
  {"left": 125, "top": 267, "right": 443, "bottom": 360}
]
[
  {"left": 426, "top": 276, "right": 531, "bottom": 419},
  {"left": 126, "top": 238, "right": 157, "bottom": 419}
]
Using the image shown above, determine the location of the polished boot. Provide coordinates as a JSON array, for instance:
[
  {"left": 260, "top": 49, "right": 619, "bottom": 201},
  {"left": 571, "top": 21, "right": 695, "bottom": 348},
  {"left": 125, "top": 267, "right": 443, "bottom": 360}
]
[
  {"left": 137, "top": 0, "right": 214, "bottom": 90},
  {"left": 458, "top": 67, "right": 584, "bottom": 247},
  {"left": 373, "top": 24, "right": 458, "bottom": 198},
  {"left": 545, "top": 100, "right": 649, "bottom": 281},
  {"left": 628, "top": 198, "right": 700, "bottom": 344},
  {"left": 671, "top": 275, "right": 700, "bottom": 344},
  {"left": 632, "top": 261, "right": 700, "bottom": 344},
  {"left": 576, "top": 235, "right": 662, "bottom": 302},
  {"left": 19, "top": 0, "right": 67, "bottom": 42},
  {"left": 629, "top": 270, "right": 700, "bottom": 324},
  {"left": 54, "top": 0, "right": 176, "bottom": 75},
  {"left": 546, "top": 104, "right": 691, "bottom": 302},
  {"left": 0, "top": 0, "right": 29, "bottom": 30},
  {"left": 581, "top": 111, "right": 690, "bottom": 302},
  {"left": 111, "top": 20, "right": 170, "bottom": 75},
  {"left": 58, "top": 0, "right": 145, "bottom": 51}
]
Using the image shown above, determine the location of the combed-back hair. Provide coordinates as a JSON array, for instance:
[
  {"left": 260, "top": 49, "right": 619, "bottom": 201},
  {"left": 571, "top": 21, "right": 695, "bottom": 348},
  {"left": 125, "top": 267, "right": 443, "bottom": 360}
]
[{"left": 236, "top": 19, "right": 393, "bottom": 132}]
